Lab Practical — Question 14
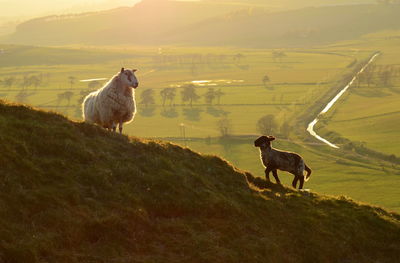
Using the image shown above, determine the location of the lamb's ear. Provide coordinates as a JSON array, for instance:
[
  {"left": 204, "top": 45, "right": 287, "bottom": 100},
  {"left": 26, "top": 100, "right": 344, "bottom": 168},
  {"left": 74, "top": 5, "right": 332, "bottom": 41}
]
[
  {"left": 132, "top": 69, "right": 137, "bottom": 72},
  {"left": 120, "top": 67, "right": 125, "bottom": 73},
  {"left": 254, "top": 136, "right": 268, "bottom": 147},
  {"left": 268, "top": 136, "right": 276, "bottom": 141}
]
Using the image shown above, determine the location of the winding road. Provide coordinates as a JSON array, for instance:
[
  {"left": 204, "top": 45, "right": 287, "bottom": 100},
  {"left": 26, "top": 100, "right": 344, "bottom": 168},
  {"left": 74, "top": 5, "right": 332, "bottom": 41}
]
[{"left": 306, "top": 52, "right": 381, "bottom": 149}]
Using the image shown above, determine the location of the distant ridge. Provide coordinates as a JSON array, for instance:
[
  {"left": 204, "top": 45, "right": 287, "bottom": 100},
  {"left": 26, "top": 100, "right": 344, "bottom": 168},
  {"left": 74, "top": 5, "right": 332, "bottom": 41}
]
[{"left": 2, "top": 2, "right": 400, "bottom": 47}]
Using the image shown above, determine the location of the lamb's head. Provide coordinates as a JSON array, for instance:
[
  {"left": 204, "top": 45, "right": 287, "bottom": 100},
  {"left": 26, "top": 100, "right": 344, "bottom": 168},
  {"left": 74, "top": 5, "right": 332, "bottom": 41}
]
[
  {"left": 254, "top": 135, "right": 275, "bottom": 148},
  {"left": 119, "top": 68, "right": 139, "bottom": 89}
]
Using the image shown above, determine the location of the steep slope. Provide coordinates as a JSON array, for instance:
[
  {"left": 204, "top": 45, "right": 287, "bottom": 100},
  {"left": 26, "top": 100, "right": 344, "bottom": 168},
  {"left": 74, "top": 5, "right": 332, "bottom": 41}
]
[{"left": 0, "top": 100, "right": 399, "bottom": 263}]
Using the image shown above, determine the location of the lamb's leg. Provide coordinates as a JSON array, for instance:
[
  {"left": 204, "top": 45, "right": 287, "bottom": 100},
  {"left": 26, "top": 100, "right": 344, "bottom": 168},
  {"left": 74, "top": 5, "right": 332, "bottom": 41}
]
[
  {"left": 272, "top": 169, "right": 281, "bottom": 184},
  {"left": 112, "top": 122, "right": 117, "bottom": 132},
  {"left": 298, "top": 175, "right": 305, "bottom": 189},
  {"left": 292, "top": 176, "right": 299, "bottom": 188},
  {"left": 264, "top": 167, "right": 272, "bottom": 182}
]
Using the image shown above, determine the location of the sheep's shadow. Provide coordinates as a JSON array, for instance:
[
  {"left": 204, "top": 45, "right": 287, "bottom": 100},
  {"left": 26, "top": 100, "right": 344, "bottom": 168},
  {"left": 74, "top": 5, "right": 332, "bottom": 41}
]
[{"left": 245, "top": 172, "right": 289, "bottom": 193}]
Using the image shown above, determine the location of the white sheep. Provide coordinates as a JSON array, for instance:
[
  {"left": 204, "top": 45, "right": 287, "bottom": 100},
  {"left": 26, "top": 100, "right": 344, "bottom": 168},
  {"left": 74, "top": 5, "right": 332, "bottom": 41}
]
[{"left": 82, "top": 68, "right": 139, "bottom": 133}]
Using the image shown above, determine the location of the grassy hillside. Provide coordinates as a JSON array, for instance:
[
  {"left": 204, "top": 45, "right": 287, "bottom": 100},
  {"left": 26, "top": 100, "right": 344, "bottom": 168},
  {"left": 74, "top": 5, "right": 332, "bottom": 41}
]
[{"left": 0, "top": 100, "right": 399, "bottom": 263}]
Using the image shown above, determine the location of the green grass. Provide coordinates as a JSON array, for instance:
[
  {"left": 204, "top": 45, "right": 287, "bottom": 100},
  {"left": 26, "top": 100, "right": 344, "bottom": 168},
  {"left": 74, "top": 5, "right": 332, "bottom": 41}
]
[{"left": 0, "top": 100, "right": 399, "bottom": 263}]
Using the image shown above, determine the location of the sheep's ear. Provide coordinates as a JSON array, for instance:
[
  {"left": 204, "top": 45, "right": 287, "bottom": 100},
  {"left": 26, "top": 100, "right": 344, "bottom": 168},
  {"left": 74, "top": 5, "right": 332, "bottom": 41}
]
[
  {"left": 132, "top": 69, "right": 137, "bottom": 72},
  {"left": 268, "top": 136, "right": 276, "bottom": 141},
  {"left": 120, "top": 67, "right": 125, "bottom": 73}
]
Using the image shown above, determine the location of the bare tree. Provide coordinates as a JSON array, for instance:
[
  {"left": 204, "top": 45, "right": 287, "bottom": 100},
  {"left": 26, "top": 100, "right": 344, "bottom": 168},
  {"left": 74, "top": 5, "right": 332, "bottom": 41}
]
[
  {"left": 140, "top": 89, "right": 155, "bottom": 107},
  {"left": 22, "top": 76, "right": 32, "bottom": 90},
  {"left": 257, "top": 114, "right": 278, "bottom": 135},
  {"left": 361, "top": 64, "right": 376, "bottom": 87},
  {"left": 166, "top": 88, "right": 176, "bottom": 106},
  {"left": 160, "top": 88, "right": 168, "bottom": 106},
  {"left": 57, "top": 91, "right": 74, "bottom": 107},
  {"left": 217, "top": 117, "right": 232, "bottom": 137},
  {"left": 1, "top": 77, "right": 16, "bottom": 89},
  {"left": 68, "top": 76, "right": 77, "bottom": 89},
  {"left": 88, "top": 80, "right": 101, "bottom": 91},
  {"left": 181, "top": 84, "right": 200, "bottom": 107},
  {"left": 280, "top": 121, "right": 292, "bottom": 139},
  {"left": 29, "top": 75, "right": 42, "bottom": 91},
  {"left": 160, "top": 88, "right": 176, "bottom": 106},
  {"left": 379, "top": 65, "right": 395, "bottom": 87},
  {"left": 262, "top": 74, "right": 270, "bottom": 88},
  {"left": 214, "top": 88, "right": 225, "bottom": 105},
  {"left": 234, "top": 53, "right": 245, "bottom": 64},
  {"left": 272, "top": 50, "right": 287, "bottom": 63},
  {"left": 204, "top": 88, "right": 216, "bottom": 105}
]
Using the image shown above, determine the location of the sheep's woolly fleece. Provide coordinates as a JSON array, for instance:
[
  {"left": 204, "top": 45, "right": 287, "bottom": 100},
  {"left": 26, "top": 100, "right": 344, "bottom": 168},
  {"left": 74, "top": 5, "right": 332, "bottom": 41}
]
[{"left": 82, "top": 70, "right": 137, "bottom": 130}]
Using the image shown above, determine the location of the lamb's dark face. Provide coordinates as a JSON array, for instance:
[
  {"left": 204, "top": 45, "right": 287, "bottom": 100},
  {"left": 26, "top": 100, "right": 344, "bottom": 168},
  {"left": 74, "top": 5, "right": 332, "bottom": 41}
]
[
  {"left": 254, "top": 135, "right": 275, "bottom": 148},
  {"left": 120, "top": 68, "right": 139, "bottom": 89}
]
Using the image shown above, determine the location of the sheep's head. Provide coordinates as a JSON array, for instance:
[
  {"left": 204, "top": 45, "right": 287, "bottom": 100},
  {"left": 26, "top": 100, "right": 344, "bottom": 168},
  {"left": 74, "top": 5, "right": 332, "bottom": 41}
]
[
  {"left": 119, "top": 68, "right": 139, "bottom": 89},
  {"left": 254, "top": 135, "right": 275, "bottom": 148}
]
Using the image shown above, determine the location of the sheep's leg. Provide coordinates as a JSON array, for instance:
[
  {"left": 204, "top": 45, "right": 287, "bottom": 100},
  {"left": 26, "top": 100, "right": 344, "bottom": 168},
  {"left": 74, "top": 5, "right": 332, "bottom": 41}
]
[
  {"left": 112, "top": 122, "right": 117, "bottom": 132},
  {"left": 119, "top": 120, "right": 123, "bottom": 134},
  {"left": 272, "top": 169, "right": 281, "bottom": 184}
]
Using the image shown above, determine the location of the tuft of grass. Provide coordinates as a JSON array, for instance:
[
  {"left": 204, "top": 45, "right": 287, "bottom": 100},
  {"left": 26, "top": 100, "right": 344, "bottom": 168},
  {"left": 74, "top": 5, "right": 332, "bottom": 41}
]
[{"left": 0, "top": 100, "right": 399, "bottom": 263}]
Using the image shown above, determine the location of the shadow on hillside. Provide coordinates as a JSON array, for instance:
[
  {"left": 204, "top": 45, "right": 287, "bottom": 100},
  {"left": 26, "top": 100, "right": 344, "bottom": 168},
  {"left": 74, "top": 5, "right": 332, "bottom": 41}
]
[{"left": 245, "top": 172, "right": 291, "bottom": 194}]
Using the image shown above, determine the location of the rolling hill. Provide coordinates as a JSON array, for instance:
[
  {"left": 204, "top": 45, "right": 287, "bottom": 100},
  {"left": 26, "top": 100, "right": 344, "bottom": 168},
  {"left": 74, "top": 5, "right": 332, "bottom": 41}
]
[
  {"left": 0, "top": 99, "right": 399, "bottom": 262},
  {"left": 2, "top": 1, "right": 400, "bottom": 47}
]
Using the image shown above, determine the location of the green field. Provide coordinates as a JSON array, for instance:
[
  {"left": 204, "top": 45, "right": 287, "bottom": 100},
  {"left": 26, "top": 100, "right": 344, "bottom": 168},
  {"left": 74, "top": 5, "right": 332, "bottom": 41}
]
[
  {"left": 1, "top": 39, "right": 399, "bottom": 212},
  {"left": 319, "top": 37, "right": 400, "bottom": 156},
  {"left": 0, "top": 45, "right": 367, "bottom": 138}
]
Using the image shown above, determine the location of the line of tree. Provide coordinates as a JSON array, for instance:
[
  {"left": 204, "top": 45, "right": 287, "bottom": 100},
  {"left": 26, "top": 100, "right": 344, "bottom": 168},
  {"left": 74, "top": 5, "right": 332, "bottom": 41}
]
[
  {"left": 256, "top": 114, "right": 293, "bottom": 139},
  {"left": 272, "top": 50, "right": 287, "bottom": 63},
  {"left": 0, "top": 74, "right": 43, "bottom": 90},
  {"left": 139, "top": 85, "right": 226, "bottom": 107},
  {"left": 57, "top": 91, "right": 74, "bottom": 107},
  {"left": 357, "top": 64, "right": 400, "bottom": 88},
  {"left": 152, "top": 53, "right": 248, "bottom": 67}
]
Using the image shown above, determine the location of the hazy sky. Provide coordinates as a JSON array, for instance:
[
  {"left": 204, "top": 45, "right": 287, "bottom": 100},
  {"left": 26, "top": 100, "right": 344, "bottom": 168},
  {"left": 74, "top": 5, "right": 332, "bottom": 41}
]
[{"left": 0, "top": 0, "right": 141, "bottom": 18}]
